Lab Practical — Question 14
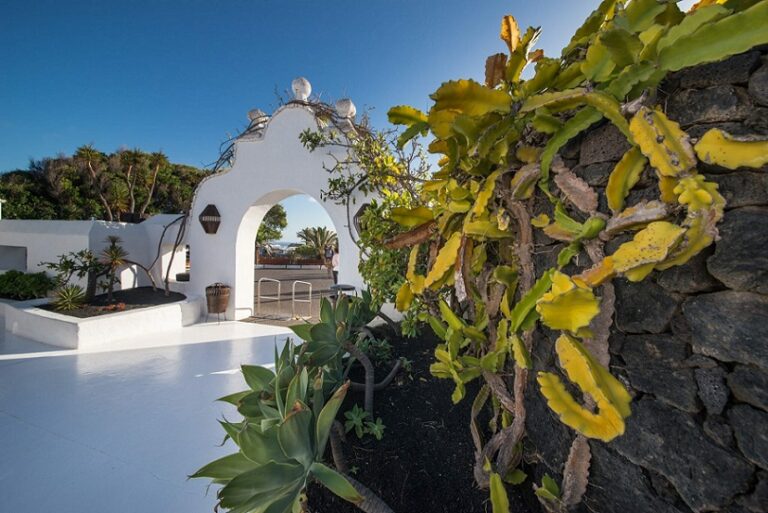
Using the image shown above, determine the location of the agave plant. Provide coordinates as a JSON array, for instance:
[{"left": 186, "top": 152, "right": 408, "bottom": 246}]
[
  {"left": 290, "top": 294, "right": 398, "bottom": 416},
  {"left": 52, "top": 284, "right": 86, "bottom": 311},
  {"left": 191, "top": 341, "right": 393, "bottom": 513}
]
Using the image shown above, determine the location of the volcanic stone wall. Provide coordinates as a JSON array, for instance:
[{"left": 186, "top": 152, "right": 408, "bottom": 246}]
[{"left": 524, "top": 48, "right": 768, "bottom": 513}]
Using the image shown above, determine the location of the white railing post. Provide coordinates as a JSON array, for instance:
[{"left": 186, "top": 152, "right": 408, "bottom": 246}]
[{"left": 292, "top": 280, "right": 312, "bottom": 319}]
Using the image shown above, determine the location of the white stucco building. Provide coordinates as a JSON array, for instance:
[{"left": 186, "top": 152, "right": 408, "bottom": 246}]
[{"left": 0, "top": 77, "right": 370, "bottom": 323}]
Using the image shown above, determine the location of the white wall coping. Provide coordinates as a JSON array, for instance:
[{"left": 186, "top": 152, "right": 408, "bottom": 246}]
[{"left": 4, "top": 296, "right": 203, "bottom": 350}]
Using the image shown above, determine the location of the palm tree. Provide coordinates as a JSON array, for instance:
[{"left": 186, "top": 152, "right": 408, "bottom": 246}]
[
  {"left": 296, "top": 226, "right": 338, "bottom": 259},
  {"left": 100, "top": 236, "right": 128, "bottom": 302}
]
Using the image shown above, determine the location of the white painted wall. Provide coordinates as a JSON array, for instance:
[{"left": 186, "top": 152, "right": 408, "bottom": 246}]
[
  {"left": 189, "top": 104, "right": 370, "bottom": 320},
  {"left": 0, "top": 216, "right": 186, "bottom": 291}
]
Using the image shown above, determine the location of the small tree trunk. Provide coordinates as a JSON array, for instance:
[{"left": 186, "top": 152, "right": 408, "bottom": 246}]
[{"left": 343, "top": 342, "right": 375, "bottom": 416}]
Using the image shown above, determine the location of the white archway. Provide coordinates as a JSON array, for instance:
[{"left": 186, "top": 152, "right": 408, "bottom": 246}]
[{"left": 189, "top": 101, "right": 368, "bottom": 320}]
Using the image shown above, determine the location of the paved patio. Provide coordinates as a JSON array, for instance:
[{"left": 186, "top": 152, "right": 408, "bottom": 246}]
[
  {"left": 0, "top": 321, "right": 295, "bottom": 512},
  {"left": 249, "top": 266, "right": 337, "bottom": 324}
]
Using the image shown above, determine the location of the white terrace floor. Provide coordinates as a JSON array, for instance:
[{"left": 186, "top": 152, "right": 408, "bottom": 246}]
[{"left": 0, "top": 321, "right": 295, "bottom": 512}]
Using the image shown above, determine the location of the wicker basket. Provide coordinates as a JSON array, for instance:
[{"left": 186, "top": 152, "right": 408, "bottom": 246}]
[{"left": 205, "top": 283, "right": 230, "bottom": 314}]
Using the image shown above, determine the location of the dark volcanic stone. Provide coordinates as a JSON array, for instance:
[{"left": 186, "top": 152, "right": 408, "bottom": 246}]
[
  {"left": 672, "top": 51, "right": 762, "bottom": 89},
  {"left": 622, "top": 334, "right": 699, "bottom": 412},
  {"left": 613, "top": 397, "right": 753, "bottom": 512},
  {"left": 708, "top": 173, "right": 768, "bottom": 210},
  {"left": 730, "top": 405, "right": 768, "bottom": 470},
  {"left": 686, "top": 121, "right": 760, "bottom": 140},
  {"left": 572, "top": 161, "right": 615, "bottom": 187},
  {"left": 615, "top": 279, "right": 680, "bottom": 334},
  {"left": 579, "top": 123, "right": 632, "bottom": 165},
  {"left": 707, "top": 207, "right": 768, "bottom": 294},
  {"left": 695, "top": 367, "right": 729, "bottom": 415},
  {"left": 667, "top": 85, "right": 752, "bottom": 127},
  {"left": 582, "top": 444, "right": 682, "bottom": 513},
  {"left": 728, "top": 365, "right": 768, "bottom": 412},
  {"left": 749, "top": 64, "right": 768, "bottom": 107},
  {"left": 657, "top": 249, "right": 720, "bottom": 294},
  {"left": 684, "top": 291, "right": 768, "bottom": 370},
  {"left": 703, "top": 416, "right": 735, "bottom": 449},
  {"left": 746, "top": 107, "right": 768, "bottom": 135},
  {"left": 736, "top": 471, "right": 768, "bottom": 513}
]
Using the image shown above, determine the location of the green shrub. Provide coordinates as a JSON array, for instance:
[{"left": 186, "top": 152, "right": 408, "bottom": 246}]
[{"left": 0, "top": 270, "right": 56, "bottom": 300}]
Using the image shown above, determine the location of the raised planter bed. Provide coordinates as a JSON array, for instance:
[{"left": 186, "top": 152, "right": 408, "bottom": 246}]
[{"left": 4, "top": 288, "right": 203, "bottom": 349}]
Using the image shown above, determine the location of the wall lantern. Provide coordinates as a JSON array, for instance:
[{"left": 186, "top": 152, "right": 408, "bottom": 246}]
[
  {"left": 199, "top": 204, "right": 222, "bottom": 234},
  {"left": 353, "top": 203, "right": 370, "bottom": 236}
]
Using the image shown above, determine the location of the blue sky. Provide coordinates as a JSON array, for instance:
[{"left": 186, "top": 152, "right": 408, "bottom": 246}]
[{"left": 1, "top": 0, "right": 692, "bottom": 239}]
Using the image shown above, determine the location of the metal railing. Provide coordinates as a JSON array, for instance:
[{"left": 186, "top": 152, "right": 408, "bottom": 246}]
[
  {"left": 291, "top": 280, "right": 312, "bottom": 319},
  {"left": 256, "top": 277, "right": 281, "bottom": 318}
]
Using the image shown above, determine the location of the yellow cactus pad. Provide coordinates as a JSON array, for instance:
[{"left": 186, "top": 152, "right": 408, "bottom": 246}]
[
  {"left": 406, "top": 246, "right": 425, "bottom": 294},
  {"left": 424, "top": 233, "right": 463, "bottom": 288},
  {"left": 471, "top": 171, "right": 501, "bottom": 217},
  {"left": 575, "top": 256, "right": 616, "bottom": 288},
  {"left": 537, "top": 372, "right": 627, "bottom": 442},
  {"left": 536, "top": 271, "right": 601, "bottom": 333},
  {"left": 629, "top": 107, "right": 696, "bottom": 177},
  {"left": 555, "top": 335, "right": 632, "bottom": 419},
  {"left": 606, "top": 147, "right": 646, "bottom": 213},
  {"left": 395, "top": 282, "right": 414, "bottom": 311},
  {"left": 694, "top": 128, "right": 768, "bottom": 170},
  {"left": 537, "top": 335, "right": 631, "bottom": 442},
  {"left": 611, "top": 221, "right": 685, "bottom": 280}
]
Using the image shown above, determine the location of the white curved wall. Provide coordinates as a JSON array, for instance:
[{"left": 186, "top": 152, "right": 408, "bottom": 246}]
[{"left": 189, "top": 105, "right": 368, "bottom": 320}]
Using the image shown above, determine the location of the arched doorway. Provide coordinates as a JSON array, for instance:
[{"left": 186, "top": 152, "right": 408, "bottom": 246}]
[{"left": 188, "top": 96, "right": 368, "bottom": 320}]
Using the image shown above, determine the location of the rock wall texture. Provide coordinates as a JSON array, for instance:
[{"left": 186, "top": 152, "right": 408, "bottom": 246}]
[{"left": 524, "top": 48, "right": 768, "bottom": 513}]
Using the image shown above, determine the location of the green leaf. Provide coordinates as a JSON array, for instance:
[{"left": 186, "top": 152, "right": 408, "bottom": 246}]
[
  {"left": 320, "top": 299, "right": 334, "bottom": 324},
  {"left": 504, "top": 469, "right": 528, "bottom": 485},
  {"left": 563, "top": 0, "right": 619, "bottom": 55},
  {"left": 624, "top": 0, "right": 667, "bottom": 33},
  {"left": 542, "top": 473, "right": 561, "bottom": 497},
  {"left": 655, "top": 4, "right": 731, "bottom": 54},
  {"left": 238, "top": 425, "right": 286, "bottom": 465},
  {"left": 439, "top": 299, "right": 465, "bottom": 331},
  {"left": 430, "top": 79, "right": 511, "bottom": 116},
  {"left": 288, "top": 323, "right": 313, "bottom": 342},
  {"left": 310, "top": 462, "right": 363, "bottom": 504},
  {"left": 285, "top": 368, "right": 309, "bottom": 410},
  {"left": 316, "top": 383, "right": 348, "bottom": 457},
  {"left": 309, "top": 322, "right": 336, "bottom": 344},
  {"left": 581, "top": 39, "right": 616, "bottom": 82},
  {"left": 218, "top": 462, "right": 304, "bottom": 508},
  {"left": 241, "top": 365, "right": 275, "bottom": 392},
  {"left": 189, "top": 452, "right": 257, "bottom": 480},
  {"left": 490, "top": 472, "right": 511, "bottom": 513},
  {"left": 507, "top": 270, "right": 553, "bottom": 332},
  {"left": 397, "top": 121, "right": 429, "bottom": 148},
  {"left": 277, "top": 408, "right": 314, "bottom": 467},
  {"left": 599, "top": 28, "right": 643, "bottom": 68},
  {"left": 657, "top": 1, "right": 768, "bottom": 72},
  {"left": 334, "top": 295, "right": 349, "bottom": 323},
  {"left": 557, "top": 241, "right": 582, "bottom": 268},
  {"left": 218, "top": 390, "right": 250, "bottom": 405},
  {"left": 540, "top": 108, "right": 603, "bottom": 186},
  {"left": 387, "top": 105, "right": 428, "bottom": 126}
]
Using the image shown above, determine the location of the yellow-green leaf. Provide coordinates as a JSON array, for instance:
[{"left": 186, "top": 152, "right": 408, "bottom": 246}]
[
  {"left": 629, "top": 107, "right": 696, "bottom": 177},
  {"left": 694, "top": 128, "right": 768, "bottom": 169},
  {"left": 536, "top": 271, "right": 600, "bottom": 333},
  {"left": 424, "top": 232, "right": 463, "bottom": 288},
  {"left": 611, "top": 221, "right": 686, "bottom": 280},
  {"left": 390, "top": 206, "right": 434, "bottom": 228},
  {"left": 658, "top": 0, "right": 768, "bottom": 72},
  {"left": 490, "top": 472, "right": 511, "bottom": 513},
  {"left": 387, "top": 105, "right": 428, "bottom": 126},
  {"left": 430, "top": 79, "right": 511, "bottom": 117},
  {"left": 606, "top": 146, "right": 646, "bottom": 212}
]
